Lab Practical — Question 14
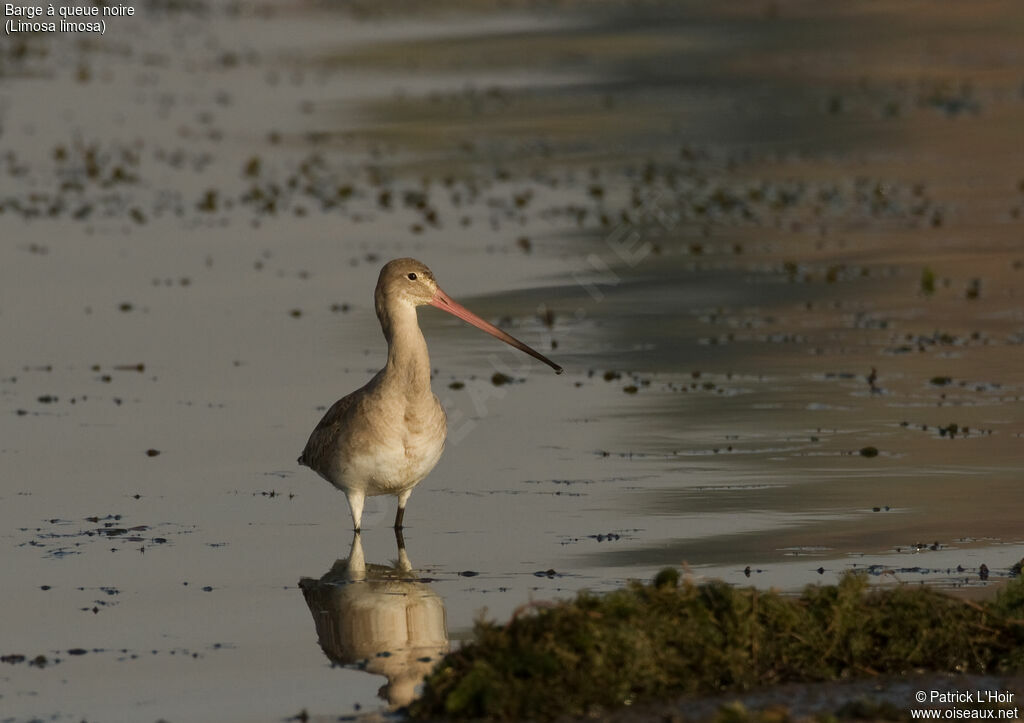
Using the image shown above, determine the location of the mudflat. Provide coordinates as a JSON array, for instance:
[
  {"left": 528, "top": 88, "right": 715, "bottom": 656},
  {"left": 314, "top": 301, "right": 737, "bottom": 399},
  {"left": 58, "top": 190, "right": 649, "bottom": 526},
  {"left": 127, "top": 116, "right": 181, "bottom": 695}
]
[{"left": 2, "top": 1, "right": 1022, "bottom": 720}]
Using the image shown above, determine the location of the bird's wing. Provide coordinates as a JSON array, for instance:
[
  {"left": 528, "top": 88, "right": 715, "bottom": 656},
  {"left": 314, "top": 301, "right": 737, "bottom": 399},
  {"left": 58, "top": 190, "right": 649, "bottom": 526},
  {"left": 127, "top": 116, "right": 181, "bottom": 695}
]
[{"left": 297, "top": 392, "right": 359, "bottom": 470}]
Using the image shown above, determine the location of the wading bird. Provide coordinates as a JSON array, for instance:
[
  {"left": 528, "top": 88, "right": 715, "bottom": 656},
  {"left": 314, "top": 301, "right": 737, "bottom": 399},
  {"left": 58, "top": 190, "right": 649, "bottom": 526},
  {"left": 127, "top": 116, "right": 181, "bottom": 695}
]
[{"left": 298, "top": 258, "right": 562, "bottom": 530}]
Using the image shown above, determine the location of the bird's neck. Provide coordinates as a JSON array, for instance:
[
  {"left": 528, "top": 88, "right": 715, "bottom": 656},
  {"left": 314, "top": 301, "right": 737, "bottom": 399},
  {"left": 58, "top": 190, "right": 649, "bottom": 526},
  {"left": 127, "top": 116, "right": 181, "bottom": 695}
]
[{"left": 381, "top": 304, "right": 433, "bottom": 396}]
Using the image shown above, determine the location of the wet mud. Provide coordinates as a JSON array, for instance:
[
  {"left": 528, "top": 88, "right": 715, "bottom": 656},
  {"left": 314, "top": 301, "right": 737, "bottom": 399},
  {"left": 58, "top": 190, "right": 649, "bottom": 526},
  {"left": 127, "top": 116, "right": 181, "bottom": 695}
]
[{"left": 2, "top": 0, "right": 1023, "bottom": 720}]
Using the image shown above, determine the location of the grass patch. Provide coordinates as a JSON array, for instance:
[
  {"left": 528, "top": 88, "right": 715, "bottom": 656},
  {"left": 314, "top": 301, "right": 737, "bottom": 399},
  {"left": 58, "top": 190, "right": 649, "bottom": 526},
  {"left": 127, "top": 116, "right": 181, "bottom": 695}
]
[{"left": 410, "top": 571, "right": 1024, "bottom": 720}]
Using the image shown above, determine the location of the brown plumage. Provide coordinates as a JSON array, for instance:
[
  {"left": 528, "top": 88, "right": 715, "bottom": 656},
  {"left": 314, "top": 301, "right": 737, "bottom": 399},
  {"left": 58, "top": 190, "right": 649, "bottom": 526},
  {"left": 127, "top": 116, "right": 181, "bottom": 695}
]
[{"left": 299, "top": 258, "right": 561, "bottom": 530}]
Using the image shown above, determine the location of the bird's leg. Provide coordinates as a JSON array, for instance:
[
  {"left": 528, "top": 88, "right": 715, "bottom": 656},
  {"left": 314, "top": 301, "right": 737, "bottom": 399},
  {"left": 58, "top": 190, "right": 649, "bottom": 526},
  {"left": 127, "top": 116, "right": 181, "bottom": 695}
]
[
  {"left": 346, "top": 531, "right": 367, "bottom": 580},
  {"left": 394, "top": 526, "right": 406, "bottom": 555},
  {"left": 394, "top": 489, "right": 413, "bottom": 529},
  {"left": 345, "top": 490, "right": 365, "bottom": 531}
]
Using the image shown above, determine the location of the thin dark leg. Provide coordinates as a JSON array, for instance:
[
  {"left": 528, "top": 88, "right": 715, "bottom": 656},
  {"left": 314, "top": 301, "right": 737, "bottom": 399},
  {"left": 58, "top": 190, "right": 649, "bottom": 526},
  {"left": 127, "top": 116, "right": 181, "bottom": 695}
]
[
  {"left": 394, "top": 526, "right": 406, "bottom": 551},
  {"left": 394, "top": 505, "right": 405, "bottom": 530}
]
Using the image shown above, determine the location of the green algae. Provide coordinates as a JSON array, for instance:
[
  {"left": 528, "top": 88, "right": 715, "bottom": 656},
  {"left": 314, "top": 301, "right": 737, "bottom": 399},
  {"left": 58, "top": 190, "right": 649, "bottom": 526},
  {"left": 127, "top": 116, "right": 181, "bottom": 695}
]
[{"left": 410, "top": 573, "right": 1024, "bottom": 720}]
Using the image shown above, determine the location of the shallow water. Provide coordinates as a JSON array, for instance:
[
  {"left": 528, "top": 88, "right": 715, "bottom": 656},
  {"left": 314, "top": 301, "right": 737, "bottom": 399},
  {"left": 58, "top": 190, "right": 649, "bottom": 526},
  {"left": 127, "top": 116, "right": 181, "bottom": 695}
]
[{"left": 2, "top": 1, "right": 1023, "bottom": 720}]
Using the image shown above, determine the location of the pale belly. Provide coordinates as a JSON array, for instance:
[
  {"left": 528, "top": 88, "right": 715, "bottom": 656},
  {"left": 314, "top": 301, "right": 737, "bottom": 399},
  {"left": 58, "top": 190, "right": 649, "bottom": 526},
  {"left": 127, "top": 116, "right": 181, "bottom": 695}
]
[
  {"left": 331, "top": 407, "right": 447, "bottom": 497},
  {"left": 350, "top": 433, "right": 446, "bottom": 496}
]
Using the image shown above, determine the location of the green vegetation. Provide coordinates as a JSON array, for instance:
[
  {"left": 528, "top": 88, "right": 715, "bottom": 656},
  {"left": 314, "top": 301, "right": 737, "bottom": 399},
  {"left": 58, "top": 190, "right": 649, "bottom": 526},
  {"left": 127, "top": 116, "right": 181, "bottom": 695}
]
[
  {"left": 411, "top": 572, "right": 1024, "bottom": 720},
  {"left": 920, "top": 267, "right": 936, "bottom": 295}
]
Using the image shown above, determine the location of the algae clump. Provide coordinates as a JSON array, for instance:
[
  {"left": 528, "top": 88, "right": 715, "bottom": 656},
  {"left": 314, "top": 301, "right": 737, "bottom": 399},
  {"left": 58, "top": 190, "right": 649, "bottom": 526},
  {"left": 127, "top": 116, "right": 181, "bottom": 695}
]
[{"left": 410, "top": 572, "right": 1024, "bottom": 720}]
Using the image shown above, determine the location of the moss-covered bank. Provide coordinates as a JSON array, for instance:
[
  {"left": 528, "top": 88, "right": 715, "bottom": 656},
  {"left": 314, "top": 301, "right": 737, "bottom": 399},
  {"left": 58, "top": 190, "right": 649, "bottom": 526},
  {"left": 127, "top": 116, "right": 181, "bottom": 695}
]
[{"left": 411, "top": 571, "right": 1024, "bottom": 720}]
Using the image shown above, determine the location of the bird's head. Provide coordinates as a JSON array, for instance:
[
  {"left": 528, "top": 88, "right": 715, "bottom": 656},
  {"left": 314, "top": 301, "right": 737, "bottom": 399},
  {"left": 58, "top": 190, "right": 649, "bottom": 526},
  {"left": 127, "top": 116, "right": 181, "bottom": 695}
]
[
  {"left": 373, "top": 257, "right": 563, "bottom": 374},
  {"left": 375, "top": 257, "right": 439, "bottom": 309}
]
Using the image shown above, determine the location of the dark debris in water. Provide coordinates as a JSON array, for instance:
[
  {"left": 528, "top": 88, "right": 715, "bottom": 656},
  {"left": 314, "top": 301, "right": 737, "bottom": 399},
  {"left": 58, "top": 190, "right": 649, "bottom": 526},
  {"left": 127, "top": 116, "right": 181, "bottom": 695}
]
[
  {"left": 254, "top": 489, "right": 295, "bottom": 499},
  {"left": 16, "top": 515, "right": 192, "bottom": 558},
  {"left": 853, "top": 560, "right": 998, "bottom": 584},
  {"left": 0, "top": 642, "right": 230, "bottom": 668},
  {"left": 560, "top": 530, "right": 638, "bottom": 546},
  {"left": 899, "top": 420, "right": 995, "bottom": 439}
]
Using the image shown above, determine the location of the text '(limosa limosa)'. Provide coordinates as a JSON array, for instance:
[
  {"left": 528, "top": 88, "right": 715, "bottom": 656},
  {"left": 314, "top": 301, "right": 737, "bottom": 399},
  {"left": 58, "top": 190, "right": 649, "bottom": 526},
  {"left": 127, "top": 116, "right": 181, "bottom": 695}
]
[{"left": 298, "top": 258, "right": 562, "bottom": 531}]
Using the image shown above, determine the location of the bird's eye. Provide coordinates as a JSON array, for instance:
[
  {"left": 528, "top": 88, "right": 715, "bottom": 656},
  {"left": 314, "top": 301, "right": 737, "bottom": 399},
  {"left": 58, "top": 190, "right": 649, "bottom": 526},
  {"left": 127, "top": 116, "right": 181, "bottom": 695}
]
[{"left": 408, "top": 272, "right": 417, "bottom": 280}]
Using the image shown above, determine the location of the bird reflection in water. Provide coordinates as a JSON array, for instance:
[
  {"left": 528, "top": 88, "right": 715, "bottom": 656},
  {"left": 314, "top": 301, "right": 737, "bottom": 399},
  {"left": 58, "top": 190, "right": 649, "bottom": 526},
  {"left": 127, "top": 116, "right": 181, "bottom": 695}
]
[{"left": 298, "top": 532, "right": 448, "bottom": 709}]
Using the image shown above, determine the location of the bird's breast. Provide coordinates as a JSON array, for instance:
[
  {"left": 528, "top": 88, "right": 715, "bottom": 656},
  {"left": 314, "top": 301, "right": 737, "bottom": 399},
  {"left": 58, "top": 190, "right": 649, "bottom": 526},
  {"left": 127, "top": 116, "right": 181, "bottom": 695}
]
[
  {"left": 396, "top": 398, "right": 447, "bottom": 478},
  {"left": 345, "top": 394, "right": 446, "bottom": 493}
]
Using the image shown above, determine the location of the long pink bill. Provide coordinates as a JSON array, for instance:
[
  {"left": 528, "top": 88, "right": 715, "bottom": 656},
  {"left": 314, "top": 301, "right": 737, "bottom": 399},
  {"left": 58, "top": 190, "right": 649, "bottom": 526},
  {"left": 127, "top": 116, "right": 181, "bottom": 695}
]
[{"left": 430, "top": 288, "right": 564, "bottom": 374}]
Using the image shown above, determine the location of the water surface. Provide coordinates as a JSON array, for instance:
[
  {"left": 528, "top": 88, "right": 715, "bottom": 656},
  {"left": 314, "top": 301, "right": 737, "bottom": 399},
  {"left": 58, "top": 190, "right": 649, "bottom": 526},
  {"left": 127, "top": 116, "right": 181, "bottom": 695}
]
[{"left": 2, "top": 1, "right": 1023, "bottom": 720}]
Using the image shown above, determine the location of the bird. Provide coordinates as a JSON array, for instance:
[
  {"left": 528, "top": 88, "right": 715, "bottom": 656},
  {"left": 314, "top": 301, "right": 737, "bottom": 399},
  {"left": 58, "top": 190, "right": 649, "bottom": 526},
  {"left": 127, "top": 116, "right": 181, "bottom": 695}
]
[{"left": 298, "top": 258, "right": 562, "bottom": 531}]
